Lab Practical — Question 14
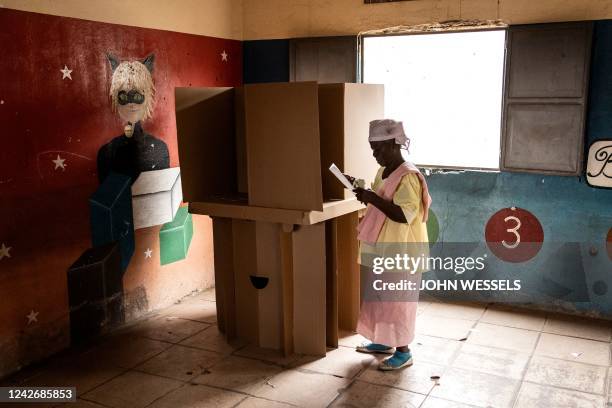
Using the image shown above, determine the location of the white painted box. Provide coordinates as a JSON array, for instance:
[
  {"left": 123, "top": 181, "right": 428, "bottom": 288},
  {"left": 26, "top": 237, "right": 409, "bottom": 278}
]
[{"left": 131, "top": 167, "right": 183, "bottom": 230}]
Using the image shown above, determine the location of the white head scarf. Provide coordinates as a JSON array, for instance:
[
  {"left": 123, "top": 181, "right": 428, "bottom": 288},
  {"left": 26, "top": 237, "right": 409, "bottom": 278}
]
[{"left": 368, "top": 119, "right": 410, "bottom": 150}]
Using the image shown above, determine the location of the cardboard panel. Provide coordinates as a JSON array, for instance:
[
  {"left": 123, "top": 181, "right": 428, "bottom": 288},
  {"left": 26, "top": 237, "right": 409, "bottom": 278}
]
[
  {"left": 212, "top": 218, "right": 236, "bottom": 338},
  {"left": 255, "top": 222, "right": 283, "bottom": 349},
  {"left": 325, "top": 220, "right": 338, "bottom": 347},
  {"left": 232, "top": 219, "right": 259, "bottom": 343},
  {"left": 175, "top": 87, "right": 238, "bottom": 201},
  {"left": 245, "top": 82, "right": 323, "bottom": 211},
  {"left": 292, "top": 223, "right": 326, "bottom": 355},
  {"left": 337, "top": 212, "right": 360, "bottom": 331},
  {"left": 280, "top": 230, "right": 294, "bottom": 356},
  {"left": 318, "top": 84, "right": 346, "bottom": 200},
  {"left": 318, "top": 83, "right": 384, "bottom": 200},
  {"left": 343, "top": 84, "right": 384, "bottom": 188},
  {"left": 235, "top": 87, "right": 248, "bottom": 194}
]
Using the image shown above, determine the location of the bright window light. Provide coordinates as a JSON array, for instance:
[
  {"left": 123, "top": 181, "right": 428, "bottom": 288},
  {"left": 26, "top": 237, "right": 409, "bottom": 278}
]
[{"left": 363, "top": 30, "right": 506, "bottom": 169}]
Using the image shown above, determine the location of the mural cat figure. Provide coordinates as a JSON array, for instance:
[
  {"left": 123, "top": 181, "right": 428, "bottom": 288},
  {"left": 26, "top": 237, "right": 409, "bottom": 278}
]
[{"left": 97, "top": 53, "right": 169, "bottom": 183}]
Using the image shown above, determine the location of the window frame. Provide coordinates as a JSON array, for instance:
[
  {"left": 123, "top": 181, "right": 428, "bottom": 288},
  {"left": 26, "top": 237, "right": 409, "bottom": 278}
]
[{"left": 359, "top": 27, "right": 509, "bottom": 172}]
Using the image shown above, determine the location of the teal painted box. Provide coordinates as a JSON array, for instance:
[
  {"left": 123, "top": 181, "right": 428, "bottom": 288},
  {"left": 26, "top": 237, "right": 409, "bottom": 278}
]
[{"left": 159, "top": 207, "right": 193, "bottom": 265}]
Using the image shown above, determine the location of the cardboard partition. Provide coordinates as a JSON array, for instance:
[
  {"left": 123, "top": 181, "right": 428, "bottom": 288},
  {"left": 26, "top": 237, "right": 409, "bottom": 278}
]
[
  {"left": 244, "top": 82, "right": 324, "bottom": 211},
  {"left": 318, "top": 83, "right": 385, "bottom": 199},
  {"left": 336, "top": 212, "right": 360, "bottom": 331},
  {"left": 232, "top": 219, "right": 259, "bottom": 343},
  {"left": 255, "top": 222, "right": 283, "bottom": 349},
  {"left": 292, "top": 223, "right": 327, "bottom": 355},
  {"left": 175, "top": 87, "right": 239, "bottom": 202},
  {"left": 212, "top": 218, "right": 236, "bottom": 338},
  {"left": 279, "top": 229, "right": 294, "bottom": 356},
  {"left": 325, "top": 220, "right": 338, "bottom": 348}
]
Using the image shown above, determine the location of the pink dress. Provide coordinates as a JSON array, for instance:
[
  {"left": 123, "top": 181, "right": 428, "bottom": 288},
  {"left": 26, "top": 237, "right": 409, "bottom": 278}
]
[{"left": 356, "top": 162, "right": 431, "bottom": 347}]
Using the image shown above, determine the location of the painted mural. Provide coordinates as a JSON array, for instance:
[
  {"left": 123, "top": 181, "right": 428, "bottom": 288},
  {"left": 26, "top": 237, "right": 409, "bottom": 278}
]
[
  {"left": 0, "top": 8, "right": 241, "bottom": 378},
  {"left": 98, "top": 54, "right": 169, "bottom": 183}
]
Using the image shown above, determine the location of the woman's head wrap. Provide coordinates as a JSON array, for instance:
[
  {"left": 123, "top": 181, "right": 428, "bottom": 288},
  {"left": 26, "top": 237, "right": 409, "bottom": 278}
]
[{"left": 368, "top": 119, "right": 410, "bottom": 150}]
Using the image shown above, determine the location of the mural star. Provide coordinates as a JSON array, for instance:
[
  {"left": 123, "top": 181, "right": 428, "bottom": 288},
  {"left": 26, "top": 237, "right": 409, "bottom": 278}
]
[
  {"left": 144, "top": 248, "right": 152, "bottom": 258},
  {"left": 0, "top": 243, "right": 11, "bottom": 260},
  {"left": 52, "top": 154, "right": 66, "bottom": 170},
  {"left": 60, "top": 65, "right": 73, "bottom": 80},
  {"left": 221, "top": 50, "right": 228, "bottom": 62},
  {"left": 26, "top": 310, "right": 39, "bottom": 325}
]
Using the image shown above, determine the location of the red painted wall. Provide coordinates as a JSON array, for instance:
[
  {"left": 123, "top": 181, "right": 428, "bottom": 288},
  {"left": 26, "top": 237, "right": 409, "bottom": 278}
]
[{"left": 0, "top": 8, "right": 242, "bottom": 377}]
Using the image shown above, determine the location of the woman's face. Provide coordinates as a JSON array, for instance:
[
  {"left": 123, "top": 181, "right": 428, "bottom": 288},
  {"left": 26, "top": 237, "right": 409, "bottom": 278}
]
[{"left": 370, "top": 140, "right": 397, "bottom": 166}]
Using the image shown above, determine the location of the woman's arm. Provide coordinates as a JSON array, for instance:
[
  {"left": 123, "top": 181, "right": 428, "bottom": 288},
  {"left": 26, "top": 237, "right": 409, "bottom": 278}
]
[{"left": 354, "top": 188, "right": 408, "bottom": 223}]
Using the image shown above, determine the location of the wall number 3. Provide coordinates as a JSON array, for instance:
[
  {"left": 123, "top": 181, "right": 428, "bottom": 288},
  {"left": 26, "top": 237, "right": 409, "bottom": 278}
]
[
  {"left": 502, "top": 216, "right": 521, "bottom": 249},
  {"left": 485, "top": 207, "right": 544, "bottom": 263}
]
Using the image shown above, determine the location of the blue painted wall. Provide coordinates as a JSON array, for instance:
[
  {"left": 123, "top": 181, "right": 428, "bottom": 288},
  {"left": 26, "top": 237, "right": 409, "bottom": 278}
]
[
  {"left": 243, "top": 40, "right": 290, "bottom": 84},
  {"left": 243, "top": 23, "right": 612, "bottom": 317}
]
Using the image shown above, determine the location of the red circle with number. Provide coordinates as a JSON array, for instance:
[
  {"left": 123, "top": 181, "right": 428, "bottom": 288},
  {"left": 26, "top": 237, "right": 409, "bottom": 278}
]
[
  {"left": 607, "top": 228, "right": 612, "bottom": 261},
  {"left": 485, "top": 207, "right": 544, "bottom": 263}
]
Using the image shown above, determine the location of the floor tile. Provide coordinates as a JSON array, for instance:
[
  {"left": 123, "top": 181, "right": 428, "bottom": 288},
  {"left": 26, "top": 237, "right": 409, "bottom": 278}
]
[
  {"left": 415, "top": 315, "right": 475, "bottom": 340},
  {"left": 180, "top": 325, "right": 246, "bottom": 354},
  {"left": 466, "top": 322, "right": 539, "bottom": 353},
  {"left": 515, "top": 382, "right": 605, "bottom": 408},
  {"left": 193, "top": 355, "right": 282, "bottom": 394},
  {"left": 451, "top": 343, "right": 530, "bottom": 380},
  {"left": 292, "top": 346, "right": 375, "bottom": 378},
  {"left": 543, "top": 315, "right": 611, "bottom": 341},
  {"left": 421, "top": 302, "right": 486, "bottom": 321},
  {"left": 524, "top": 355, "right": 606, "bottom": 395},
  {"left": 338, "top": 330, "right": 368, "bottom": 348},
  {"left": 251, "top": 369, "right": 350, "bottom": 408},
  {"left": 71, "top": 400, "right": 109, "bottom": 408},
  {"left": 182, "top": 289, "right": 216, "bottom": 303},
  {"left": 412, "top": 334, "right": 462, "bottom": 366},
  {"left": 331, "top": 380, "right": 425, "bottom": 408},
  {"left": 234, "top": 344, "right": 302, "bottom": 367},
  {"left": 81, "top": 371, "right": 182, "bottom": 408},
  {"left": 420, "top": 396, "right": 478, "bottom": 408},
  {"left": 480, "top": 305, "right": 546, "bottom": 331},
  {"left": 235, "top": 397, "right": 295, "bottom": 407},
  {"left": 535, "top": 333, "right": 610, "bottom": 366},
  {"left": 22, "top": 351, "right": 125, "bottom": 395},
  {"left": 86, "top": 336, "right": 172, "bottom": 369},
  {"left": 358, "top": 358, "right": 445, "bottom": 394},
  {"left": 608, "top": 367, "right": 612, "bottom": 404},
  {"left": 161, "top": 299, "right": 217, "bottom": 324},
  {"left": 147, "top": 383, "right": 245, "bottom": 408},
  {"left": 128, "top": 316, "right": 210, "bottom": 343},
  {"left": 135, "top": 344, "right": 225, "bottom": 381},
  {"left": 429, "top": 367, "right": 520, "bottom": 408}
]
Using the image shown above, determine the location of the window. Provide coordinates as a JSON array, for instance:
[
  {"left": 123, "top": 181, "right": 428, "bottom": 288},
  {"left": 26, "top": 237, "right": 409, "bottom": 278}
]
[{"left": 362, "top": 30, "right": 506, "bottom": 169}]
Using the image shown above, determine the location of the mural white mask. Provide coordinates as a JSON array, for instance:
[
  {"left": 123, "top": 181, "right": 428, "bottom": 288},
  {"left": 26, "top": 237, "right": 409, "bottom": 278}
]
[{"left": 108, "top": 54, "right": 156, "bottom": 138}]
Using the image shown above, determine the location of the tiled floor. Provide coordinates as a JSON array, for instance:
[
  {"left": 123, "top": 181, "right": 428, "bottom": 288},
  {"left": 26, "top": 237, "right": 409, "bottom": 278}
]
[{"left": 3, "top": 291, "right": 612, "bottom": 408}]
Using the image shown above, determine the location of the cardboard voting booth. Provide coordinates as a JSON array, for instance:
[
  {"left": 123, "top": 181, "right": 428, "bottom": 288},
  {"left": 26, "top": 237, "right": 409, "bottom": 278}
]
[{"left": 175, "top": 82, "right": 383, "bottom": 355}]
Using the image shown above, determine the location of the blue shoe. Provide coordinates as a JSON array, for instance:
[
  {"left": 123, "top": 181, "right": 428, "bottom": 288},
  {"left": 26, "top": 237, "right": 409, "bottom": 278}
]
[
  {"left": 379, "top": 350, "right": 413, "bottom": 370},
  {"left": 356, "top": 341, "right": 394, "bottom": 354}
]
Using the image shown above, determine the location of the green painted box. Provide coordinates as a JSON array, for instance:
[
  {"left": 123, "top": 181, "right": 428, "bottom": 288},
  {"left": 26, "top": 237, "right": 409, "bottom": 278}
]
[{"left": 159, "top": 206, "right": 193, "bottom": 265}]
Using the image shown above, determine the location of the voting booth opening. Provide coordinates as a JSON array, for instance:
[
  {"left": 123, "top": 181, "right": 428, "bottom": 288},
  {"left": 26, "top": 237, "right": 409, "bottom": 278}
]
[{"left": 175, "top": 82, "right": 384, "bottom": 355}]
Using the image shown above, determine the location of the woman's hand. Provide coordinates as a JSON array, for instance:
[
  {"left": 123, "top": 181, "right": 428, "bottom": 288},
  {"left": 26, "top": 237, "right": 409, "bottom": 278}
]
[
  {"left": 353, "top": 187, "right": 377, "bottom": 205},
  {"left": 343, "top": 173, "right": 356, "bottom": 184}
]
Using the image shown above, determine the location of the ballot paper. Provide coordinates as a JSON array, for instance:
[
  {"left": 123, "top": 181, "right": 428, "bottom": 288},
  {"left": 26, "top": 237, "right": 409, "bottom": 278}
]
[{"left": 329, "top": 163, "right": 355, "bottom": 190}]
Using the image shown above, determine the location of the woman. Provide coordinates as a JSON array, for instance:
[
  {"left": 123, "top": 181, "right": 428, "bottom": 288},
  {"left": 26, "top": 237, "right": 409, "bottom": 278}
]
[{"left": 348, "top": 119, "right": 431, "bottom": 370}]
